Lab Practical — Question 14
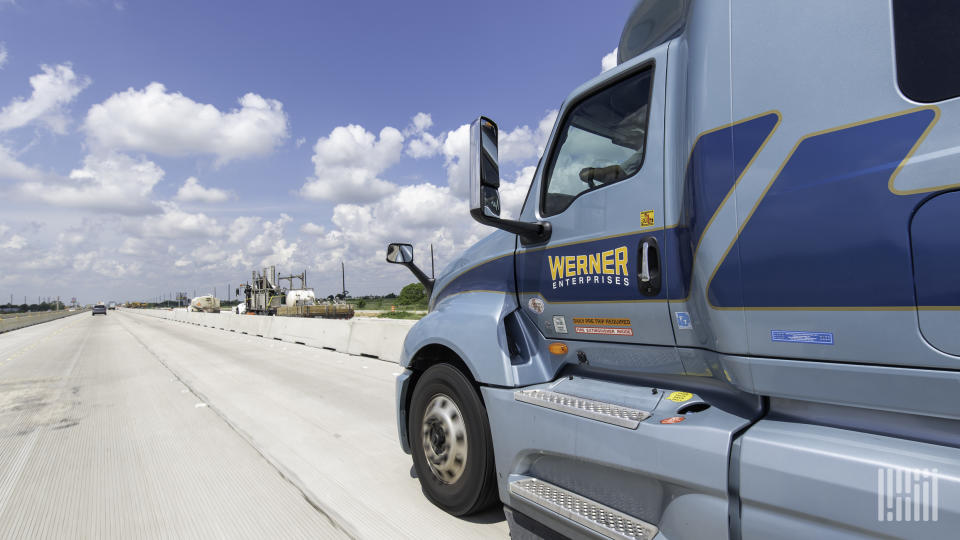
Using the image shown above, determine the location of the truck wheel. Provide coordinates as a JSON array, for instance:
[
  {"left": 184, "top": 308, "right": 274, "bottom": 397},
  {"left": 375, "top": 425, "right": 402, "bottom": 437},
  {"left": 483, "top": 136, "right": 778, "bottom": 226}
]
[{"left": 408, "top": 363, "right": 498, "bottom": 516}]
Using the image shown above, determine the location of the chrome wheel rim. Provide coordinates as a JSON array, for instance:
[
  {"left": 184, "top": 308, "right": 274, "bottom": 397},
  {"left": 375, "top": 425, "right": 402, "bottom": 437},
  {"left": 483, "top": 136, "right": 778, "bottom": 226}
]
[{"left": 421, "top": 393, "right": 468, "bottom": 484}]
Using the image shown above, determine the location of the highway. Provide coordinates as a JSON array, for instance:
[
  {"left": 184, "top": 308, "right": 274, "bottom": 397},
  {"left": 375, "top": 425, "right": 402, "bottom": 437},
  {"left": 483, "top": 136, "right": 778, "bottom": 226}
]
[{"left": 0, "top": 311, "right": 507, "bottom": 539}]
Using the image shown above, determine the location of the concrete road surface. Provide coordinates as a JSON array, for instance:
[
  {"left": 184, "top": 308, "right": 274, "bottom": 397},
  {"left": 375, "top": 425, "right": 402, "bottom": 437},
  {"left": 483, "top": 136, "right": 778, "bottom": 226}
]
[{"left": 0, "top": 311, "right": 507, "bottom": 539}]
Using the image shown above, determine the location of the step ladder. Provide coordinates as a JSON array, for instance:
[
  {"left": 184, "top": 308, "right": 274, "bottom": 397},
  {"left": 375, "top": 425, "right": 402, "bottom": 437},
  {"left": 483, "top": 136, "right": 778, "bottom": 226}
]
[
  {"left": 514, "top": 389, "right": 651, "bottom": 429},
  {"left": 510, "top": 476, "right": 659, "bottom": 540}
]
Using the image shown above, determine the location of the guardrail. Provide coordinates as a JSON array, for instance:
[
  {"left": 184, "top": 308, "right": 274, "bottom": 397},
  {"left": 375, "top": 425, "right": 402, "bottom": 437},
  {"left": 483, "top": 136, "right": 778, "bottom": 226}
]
[
  {"left": 0, "top": 310, "right": 85, "bottom": 333},
  {"left": 122, "top": 308, "right": 416, "bottom": 363}
]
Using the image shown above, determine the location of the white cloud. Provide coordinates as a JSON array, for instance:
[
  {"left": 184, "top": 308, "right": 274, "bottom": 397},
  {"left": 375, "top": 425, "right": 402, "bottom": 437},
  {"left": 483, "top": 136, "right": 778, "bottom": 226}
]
[
  {"left": 72, "top": 251, "right": 96, "bottom": 271},
  {"left": 139, "top": 202, "right": 223, "bottom": 239},
  {"left": 189, "top": 241, "right": 228, "bottom": 265},
  {"left": 0, "top": 233, "right": 25, "bottom": 250},
  {"left": 91, "top": 258, "right": 141, "bottom": 278},
  {"left": 0, "top": 43, "right": 8, "bottom": 69},
  {"left": 227, "top": 216, "right": 260, "bottom": 244},
  {"left": 406, "top": 112, "right": 433, "bottom": 135},
  {"left": 118, "top": 237, "right": 146, "bottom": 255},
  {"left": 602, "top": 48, "right": 618, "bottom": 72},
  {"left": 499, "top": 165, "right": 537, "bottom": 219},
  {"left": 247, "top": 213, "right": 292, "bottom": 256},
  {"left": 300, "top": 124, "right": 403, "bottom": 203},
  {"left": 300, "top": 222, "right": 325, "bottom": 235},
  {"left": 0, "top": 143, "right": 45, "bottom": 181},
  {"left": 239, "top": 213, "right": 299, "bottom": 267},
  {"left": 438, "top": 123, "right": 472, "bottom": 197},
  {"left": 295, "top": 137, "right": 306, "bottom": 148},
  {"left": 426, "top": 110, "right": 557, "bottom": 198},
  {"left": 498, "top": 110, "right": 558, "bottom": 163},
  {"left": 262, "top": 239, "right": 297, "bottom": 267},
  {"left": 175, "top": 176, "right": 232, "bottom": 203},
  {"left": 406, "top": 131, "right": 443, "bottom": 159},
  {"left": 84, "top": 83, "right": 288, "bottom": 164},
  {"left": 404, "top": 113, "right": 442, "bottom": 157},
  {"left": 0, "top": 63, "right": 90, "bottom": 134},
  {"left": 20, "top": 152, "right": 163, "bottom": 212}
]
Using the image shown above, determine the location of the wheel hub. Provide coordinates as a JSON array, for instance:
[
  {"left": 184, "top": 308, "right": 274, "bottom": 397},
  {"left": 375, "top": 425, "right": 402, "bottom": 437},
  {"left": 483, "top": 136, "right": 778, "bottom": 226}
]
[{"left": 421, "top": 393, "right": 468, "bottom": 484}]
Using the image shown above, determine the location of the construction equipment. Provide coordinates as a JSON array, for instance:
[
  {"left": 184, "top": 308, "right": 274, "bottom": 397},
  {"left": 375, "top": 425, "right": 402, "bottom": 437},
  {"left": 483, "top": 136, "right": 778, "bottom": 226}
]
[
  {"left": 236, "top": 266, "right": 284, "bottom": 315},
  {"left": 237, "top": 267, "right": 354, "bottom": 319},
  {"left": 188, "top": 295, "right": 220, "bottom": 313}
]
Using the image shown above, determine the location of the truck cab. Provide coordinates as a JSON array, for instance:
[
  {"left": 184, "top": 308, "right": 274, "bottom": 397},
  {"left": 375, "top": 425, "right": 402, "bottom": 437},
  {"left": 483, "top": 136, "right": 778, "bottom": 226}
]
[{"left": 389, "top": 1, "right": 960, "bottom": 538}]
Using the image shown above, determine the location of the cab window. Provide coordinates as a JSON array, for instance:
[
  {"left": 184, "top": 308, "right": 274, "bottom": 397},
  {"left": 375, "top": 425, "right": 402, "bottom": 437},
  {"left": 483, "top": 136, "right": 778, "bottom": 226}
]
[{"left": 541, "top": 67, "right": 652, "bottom": 217}]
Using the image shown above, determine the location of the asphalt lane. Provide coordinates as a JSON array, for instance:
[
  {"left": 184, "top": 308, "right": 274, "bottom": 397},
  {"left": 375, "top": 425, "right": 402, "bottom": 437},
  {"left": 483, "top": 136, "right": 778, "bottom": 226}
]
[{"left": 0, "top": 310, "right": 507, "bottom": 538}]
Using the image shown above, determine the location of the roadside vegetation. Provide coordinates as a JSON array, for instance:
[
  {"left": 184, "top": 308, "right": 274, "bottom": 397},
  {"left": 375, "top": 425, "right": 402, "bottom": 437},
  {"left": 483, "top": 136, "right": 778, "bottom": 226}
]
[
  {"left": 376, "top": 311, "right": 424, "bottom": 320},
  {"left": 350, "top": 283, "right": 428, "bottom": 312}
]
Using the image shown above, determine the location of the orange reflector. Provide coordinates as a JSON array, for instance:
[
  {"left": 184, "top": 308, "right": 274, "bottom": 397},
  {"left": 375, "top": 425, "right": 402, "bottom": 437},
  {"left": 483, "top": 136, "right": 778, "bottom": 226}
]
[
  {"left": 548, "top": 343, "right": 568, "bottom": 355},
  {"left": 660, "top": 416, "right": 685, "bottom": 424}
]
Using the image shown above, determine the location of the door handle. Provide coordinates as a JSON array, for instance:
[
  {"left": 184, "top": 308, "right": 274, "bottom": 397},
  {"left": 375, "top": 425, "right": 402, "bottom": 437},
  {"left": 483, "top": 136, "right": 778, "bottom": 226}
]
[
  {"left": 638, "top": 236, "right": 661, "bottom": 297},
  {"left": 640, "top": 241, "right": 651, "bottom": 282}
]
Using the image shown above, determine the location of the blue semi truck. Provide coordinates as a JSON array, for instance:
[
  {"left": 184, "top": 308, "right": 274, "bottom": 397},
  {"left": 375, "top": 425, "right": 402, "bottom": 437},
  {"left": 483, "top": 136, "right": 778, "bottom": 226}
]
[{"left": 387, "top": 1, "right": 960, "bottom": 538}]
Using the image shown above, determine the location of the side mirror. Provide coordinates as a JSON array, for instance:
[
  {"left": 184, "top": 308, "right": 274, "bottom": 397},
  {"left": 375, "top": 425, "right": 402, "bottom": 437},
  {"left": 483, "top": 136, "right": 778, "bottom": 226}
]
[
  {"left": 386, "top": 243, "right": 414, "bottom": 264},
  {"left": 469, "top": 117, "right": 502, "bottom": 218},
  {"left": 385, "top": 243, "right": 434, "bottom": 295},
  {"left": 469, "top": 116, "right": 551, "bottom": 244}
]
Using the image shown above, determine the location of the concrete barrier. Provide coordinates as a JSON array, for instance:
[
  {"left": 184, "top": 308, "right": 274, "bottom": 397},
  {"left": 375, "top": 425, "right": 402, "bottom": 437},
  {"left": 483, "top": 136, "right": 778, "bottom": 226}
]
[
  {"left": 123, "top": 308, "right": 413, "bottom": 363},
  {"left": 0, "top": 310, "right": 84, "bottom": 333},
  {"left": 271, "top": 316, "right": 353, "bottom": 351},
  {"left": 347, "top": 318, "right": 416, "bottom": 360}
]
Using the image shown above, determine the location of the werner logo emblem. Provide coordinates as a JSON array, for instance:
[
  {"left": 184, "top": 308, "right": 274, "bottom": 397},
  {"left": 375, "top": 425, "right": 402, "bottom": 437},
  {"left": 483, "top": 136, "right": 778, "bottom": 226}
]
[{"left": 547, "top": 246, "right": 630, "bottom": 290}]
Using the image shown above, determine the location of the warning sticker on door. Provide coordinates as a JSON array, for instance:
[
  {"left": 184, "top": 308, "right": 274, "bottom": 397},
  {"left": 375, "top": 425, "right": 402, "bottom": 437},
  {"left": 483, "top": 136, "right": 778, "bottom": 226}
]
[
  {"left": 572, "top": 318, "right": 631, "bottom": 326},
  {"left": 574, "top": 326, "right": 634, "bottom": 336},
  {"left": 552, "top": 315, "right": 568, "bottom": 334},
  {"left": 666, "top": 391, "right": 693, "bottom": 402},
  {"left": 640, "top": 210, "right": 655, "bottom": 227}
]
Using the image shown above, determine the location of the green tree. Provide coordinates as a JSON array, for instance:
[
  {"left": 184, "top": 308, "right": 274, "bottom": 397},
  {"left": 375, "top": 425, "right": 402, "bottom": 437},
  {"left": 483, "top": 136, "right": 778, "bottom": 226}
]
[{"left": 397, "top": 283, "right": 426, "bottom": 306}]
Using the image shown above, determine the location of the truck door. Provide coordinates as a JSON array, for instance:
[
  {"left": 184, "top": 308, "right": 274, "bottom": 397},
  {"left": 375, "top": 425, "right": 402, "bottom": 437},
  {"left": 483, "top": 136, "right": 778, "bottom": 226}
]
[{"left": 515, "top": 45, "right": 672, "bottom": 346}]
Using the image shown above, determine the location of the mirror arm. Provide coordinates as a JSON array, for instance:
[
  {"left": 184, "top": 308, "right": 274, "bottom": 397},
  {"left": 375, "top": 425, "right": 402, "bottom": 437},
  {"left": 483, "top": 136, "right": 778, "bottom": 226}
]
[
  {"left": 401, "top": 262, "right": 435, "bottom": 296},
  {"left": 469, "top": 209, "right": 552, "bottom": 244}
]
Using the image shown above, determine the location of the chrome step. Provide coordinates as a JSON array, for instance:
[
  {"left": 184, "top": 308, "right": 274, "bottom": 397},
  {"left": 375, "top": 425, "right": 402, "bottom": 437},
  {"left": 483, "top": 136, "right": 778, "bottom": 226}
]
[
  {"left": 510, "top": 476, "right": 658, "bottom": 540},
  {"left": 514, "top": 389, "right": 650, "bottom": 429}
]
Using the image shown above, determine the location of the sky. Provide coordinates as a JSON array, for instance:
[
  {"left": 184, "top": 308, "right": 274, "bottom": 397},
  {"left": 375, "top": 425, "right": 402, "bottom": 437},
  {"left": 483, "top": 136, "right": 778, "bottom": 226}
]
[{"left": 0, "top": 0, "right": 632, "bottom": 305}]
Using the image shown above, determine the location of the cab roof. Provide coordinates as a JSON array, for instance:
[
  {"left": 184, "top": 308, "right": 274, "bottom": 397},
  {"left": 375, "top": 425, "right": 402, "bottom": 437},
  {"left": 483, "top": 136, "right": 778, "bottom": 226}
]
[{"left": 618, "top": 0, "right": 690, "bottom": 65}]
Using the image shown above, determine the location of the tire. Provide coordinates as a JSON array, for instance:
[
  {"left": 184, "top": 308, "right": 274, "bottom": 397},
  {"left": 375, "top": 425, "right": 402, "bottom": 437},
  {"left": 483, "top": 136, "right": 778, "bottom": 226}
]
[{"left": 408, "top": 363, "right": 499, "bottom": 516}]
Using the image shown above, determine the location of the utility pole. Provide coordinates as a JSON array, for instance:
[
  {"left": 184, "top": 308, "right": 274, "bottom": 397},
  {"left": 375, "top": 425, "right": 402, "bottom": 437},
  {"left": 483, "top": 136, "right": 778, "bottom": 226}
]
[
  {"left": 341, "top": 260, "right": 347, "bottom": 298},
  {"left": 430, "top": 244, "right": 435, "bottom": 279}
]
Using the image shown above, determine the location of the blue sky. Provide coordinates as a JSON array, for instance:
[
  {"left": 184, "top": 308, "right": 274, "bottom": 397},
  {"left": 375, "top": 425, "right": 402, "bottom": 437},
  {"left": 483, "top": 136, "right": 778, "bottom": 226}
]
[{"left": 0, "top": 0, "right": 632, "bottom": 304}]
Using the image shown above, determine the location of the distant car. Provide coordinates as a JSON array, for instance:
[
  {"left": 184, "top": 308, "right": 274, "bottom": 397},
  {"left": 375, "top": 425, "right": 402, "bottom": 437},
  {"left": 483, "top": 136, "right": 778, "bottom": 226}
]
[
  {"left": 92, "top": 304, "right": 107, "bottom": 316},
  {"left": 108, "top": 302, "right": 117, "bottom": 310}
]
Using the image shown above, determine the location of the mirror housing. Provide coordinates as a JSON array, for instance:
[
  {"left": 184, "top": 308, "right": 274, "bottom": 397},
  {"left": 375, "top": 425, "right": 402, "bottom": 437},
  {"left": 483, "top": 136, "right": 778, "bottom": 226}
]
[
  {"left": 469, "top": 116, "right": 551, "bottom": 244},
  {"left": 385, "top": 243, "right": 434, "bottom": 295}
]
